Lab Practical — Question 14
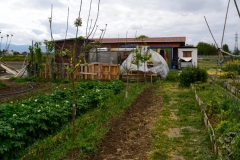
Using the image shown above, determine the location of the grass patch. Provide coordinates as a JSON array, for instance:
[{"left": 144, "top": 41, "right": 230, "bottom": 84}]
[{"left": 149, "top": 81, "right": 215, "bottom": 160}]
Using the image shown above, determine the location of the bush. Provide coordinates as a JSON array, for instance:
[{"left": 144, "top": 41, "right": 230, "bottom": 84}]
[
  {"left": 221, "top": 59, "right": 240, "bottom": 74},
  {"left": 179, "top": 66, "right": 208, "bottom": 87}
]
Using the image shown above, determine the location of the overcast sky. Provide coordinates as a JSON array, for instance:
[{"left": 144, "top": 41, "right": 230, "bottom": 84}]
[{"left": 0, "top": 0, "right": 240, "bottom": 51}]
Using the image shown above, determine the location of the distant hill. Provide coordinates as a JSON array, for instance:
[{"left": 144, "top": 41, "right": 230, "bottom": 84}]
[{"left": 6, "top": 44, "right": 46, "bottom": 53}]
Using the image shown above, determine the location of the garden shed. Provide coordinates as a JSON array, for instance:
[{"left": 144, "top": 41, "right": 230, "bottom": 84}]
[{"left": 178, "top": 46, "right": 198, "bottom": 69}]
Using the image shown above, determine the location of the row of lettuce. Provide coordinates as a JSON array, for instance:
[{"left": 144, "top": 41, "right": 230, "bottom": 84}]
[
  {"left": 194, "top": 82, "right": 240, "bottom": 159},
  {"left": 0, "top": 79, "right": 124, "bottom": 159}
]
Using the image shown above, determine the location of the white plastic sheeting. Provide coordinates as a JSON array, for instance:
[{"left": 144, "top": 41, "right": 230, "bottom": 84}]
[{"left": 120, "top": 46, "right": 169, "bottom": 78}]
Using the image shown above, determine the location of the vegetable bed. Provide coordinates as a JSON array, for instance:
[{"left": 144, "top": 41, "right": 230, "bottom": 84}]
[
  {"left": 0, "top": 79, "right": 124, "bottom": 159},
  {"left": 193, "top": 82, "right": 240, "bottom": 159}
]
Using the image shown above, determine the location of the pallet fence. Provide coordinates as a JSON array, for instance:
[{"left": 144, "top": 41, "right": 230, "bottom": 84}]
[{"left": 40, "top": 62, "right": 120, "bottom": 81}]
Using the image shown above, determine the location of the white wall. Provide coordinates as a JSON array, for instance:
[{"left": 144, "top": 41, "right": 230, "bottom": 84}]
[{"left": 178, "top": 48, "right": 198, "bottom": 66}]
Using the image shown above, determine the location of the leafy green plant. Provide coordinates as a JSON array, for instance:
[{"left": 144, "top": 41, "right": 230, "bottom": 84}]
[
  {"left": 218, "top": 131, "right": 240, "bottom": 159},
  {"left": 179, "top": 66, "right": 208, "bottom": 87},
  {"left": 0, "top": 80, "right": 124, "bottom": 159}
]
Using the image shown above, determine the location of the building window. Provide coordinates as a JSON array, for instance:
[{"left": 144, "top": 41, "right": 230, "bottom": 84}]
[{"left": 182, "top": 51, "right": 192, "bottom": 57}]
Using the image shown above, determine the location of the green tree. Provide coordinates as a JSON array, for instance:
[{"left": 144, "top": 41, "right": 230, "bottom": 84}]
[
  {"left": 197, "top": 42, "right": 218, "bottom": 55},
  {"left": 222, "top": 44, "right": 231, "bottom": 53},
  {"left": 233, "top": 48, "right": 240, "bottom": 55},
  {"left": 13, "top": 51, "right": 20, "bottom": 55},
  {"left": 28, "top": 42, "right": 43, "bottom": 76}
]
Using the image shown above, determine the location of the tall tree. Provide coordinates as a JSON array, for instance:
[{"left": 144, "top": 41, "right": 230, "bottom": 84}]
[
  {"left": 222, "top": 44, "right": 231, "bottom": 53},
  {"left": 197, "top": 42, "right": 218, "bottom": 55}
]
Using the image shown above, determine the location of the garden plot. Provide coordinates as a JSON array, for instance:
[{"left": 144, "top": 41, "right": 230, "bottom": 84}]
[
  {"left": 0, "top": 80, "right": 124, "bottom": 159},
  {"left": 193, "top": 82, "right": 240, "bottom": 159}
]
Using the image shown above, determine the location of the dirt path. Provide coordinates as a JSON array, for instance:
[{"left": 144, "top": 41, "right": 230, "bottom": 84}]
[{"left": 90, "top": 85, "right": 163, "bottom": 159}]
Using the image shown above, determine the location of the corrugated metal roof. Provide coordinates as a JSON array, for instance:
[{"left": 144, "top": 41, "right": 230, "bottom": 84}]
[
  {"left": 54, "top": 37, "right": 186, "bottom": 43},
  {"left": 92, "top": 37, "right": 186, "bottom": 43}
]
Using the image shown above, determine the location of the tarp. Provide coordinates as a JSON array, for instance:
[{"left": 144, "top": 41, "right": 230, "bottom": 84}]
[
  {"left": 179, "top": 57, "right": 192, "bottom": 62},
  {"left": 120, "top": 46, "right": 169, "bottom": 78}
]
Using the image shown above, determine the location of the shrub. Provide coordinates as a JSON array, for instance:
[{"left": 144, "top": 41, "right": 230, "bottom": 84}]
[
  {"left": 222, "top": 59, "right": 240, "bottom": 74},
  {"left": 179, "top": 66, "right": 208, "bottom": 87}
]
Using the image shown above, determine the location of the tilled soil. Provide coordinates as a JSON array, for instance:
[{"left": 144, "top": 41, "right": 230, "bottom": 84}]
[
  {"left": 0, "top": 80, "right": 59, "bottom": 103},
  {"left": 90, "top": 85, "right": 163, "bottom": 160}
]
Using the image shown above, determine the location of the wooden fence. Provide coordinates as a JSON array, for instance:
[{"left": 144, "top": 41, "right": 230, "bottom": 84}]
[
  {"left": 191, "top": 84, "right": 219, "bottom": 156},
  {"left": 40, "top": 62, "right": 120, "bottom": 81},
  {"left": 192, "top": 79, "right": 240, "bottom": 159}
]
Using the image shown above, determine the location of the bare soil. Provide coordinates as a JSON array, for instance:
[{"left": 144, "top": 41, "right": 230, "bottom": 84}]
[
  {"left": 0, "top": 80, "right": 60, "bottom": 103},
  {"left": 88, "top": 85, "right": 163, "bottom": 159}
]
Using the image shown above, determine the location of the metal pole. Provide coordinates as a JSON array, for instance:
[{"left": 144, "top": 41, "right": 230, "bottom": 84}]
[{"left": 96, "top": 48, "right": 98, "bottom": 62}]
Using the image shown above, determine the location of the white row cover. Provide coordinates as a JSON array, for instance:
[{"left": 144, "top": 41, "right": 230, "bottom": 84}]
[{"left": 120, "top": 46, "right": 169, "bottom": 78}]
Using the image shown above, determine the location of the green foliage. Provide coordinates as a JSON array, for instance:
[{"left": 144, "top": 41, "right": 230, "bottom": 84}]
[
  {"left": 216, "top": 99, "right": 240, "bottom": 159},
  {"left": 233, "top": 48, "right": 240, "bottom": 55},
  {"left": 135, "top": 35, "right": 148, "bottom": 41},
  {"left": 197, "top": 42, "right": 218, "bottom": 55},
  {"left": 222, "top": 44, "right": 231, "bottom": 53},
  {"left": 77, "top": 36, "right": 85, "bottom": 41},
  {"left": 0, "top": 80, "right": 6, "bottom": 87},
  {"left": 221, "top": 59, "right": 240, "bottom": 74},
  {"left": 19, "top": 81, "right": 143, "bottom": 159},
  {"left": 218, "top": 131, "right": 240, "bottom": 159},
  {"left": 44, "top": 40, "right": 54, "bottom": 54},
  {"left": 1, "top": 56, "right": 26, "bottom": 61},
  {"left": 166, "top": 70, "right": 179, "bottom": 82},
  {"left": 0, "top": 80, "right": 124, "bottom": 159},
  {"left": 179, "top": 66, "right": 208, "bottom": 87},
  {"left": 9, "top": 76, "right": 39, "bottom": 83},
  {"left": 220, "top": 71, "right": 236, "bottom": 79}
]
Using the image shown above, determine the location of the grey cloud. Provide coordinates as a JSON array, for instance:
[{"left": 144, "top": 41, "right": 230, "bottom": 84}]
[
  {"left": 25, "top": 0, "right": 65, "bottom": 9},
  {"left": 32, "top": 29, "right": 44, "bottom": 35}
]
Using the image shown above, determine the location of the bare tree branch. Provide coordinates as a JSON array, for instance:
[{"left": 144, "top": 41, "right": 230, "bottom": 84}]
[
  {"left": 86, "top": 0, "right": 101, "bottom": 39},
  {"left": 87, "top": 19, "right": 93, "bottom": 36},
  {"left": 86, "top": 0, "right": 93, "bottom": 38},
  {"left": 5, "top": 34, "right": 13, "bottom": 51},
  {"left": 91, "top": 25, "right": 98, "bottom": 39},
  {"left": 101, "top": 24, "right": 107, "bottom": 40},
  {"left": 50, "top": 5, "right": 54, "bottom": 42},
  {"left": 134, "top": 30, "right": 137, "bottom": 42},
  {"left": 49, "top": 5, "right": 61, "bottom": 50},
  {"left": 60, "top": 7, "right": 69, "bottom": 54},
  {"left": 75, "top": 0, "right": 83, "bottom": 39}
]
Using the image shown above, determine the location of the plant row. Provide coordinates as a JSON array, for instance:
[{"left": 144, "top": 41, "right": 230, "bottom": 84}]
[
  {"left": 194, "top": 82, "right": 240, "bottom": 159},
  {"left": 0, "top": 79, "right": 124, "bottom": 159}
]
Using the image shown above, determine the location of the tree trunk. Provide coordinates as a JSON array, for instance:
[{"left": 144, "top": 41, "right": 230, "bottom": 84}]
[{"left": 71, "top": 73, "right": 76, "bottom": 139}]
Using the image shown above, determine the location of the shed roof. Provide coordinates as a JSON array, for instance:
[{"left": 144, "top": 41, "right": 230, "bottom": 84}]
[
  {"left": 54, "top": 37, "right": 186, "bottom": 43},
  {"left": 93, "top": 37, "right": 186, "bottom": 43}
]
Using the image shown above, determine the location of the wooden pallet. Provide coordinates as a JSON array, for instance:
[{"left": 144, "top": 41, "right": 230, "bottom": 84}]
[
  {"left": 79, "top": 63, "right": 120, "bottom": 80},
  {"left": 122, "top": 71, "right": 157, "bottom": 83}
]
